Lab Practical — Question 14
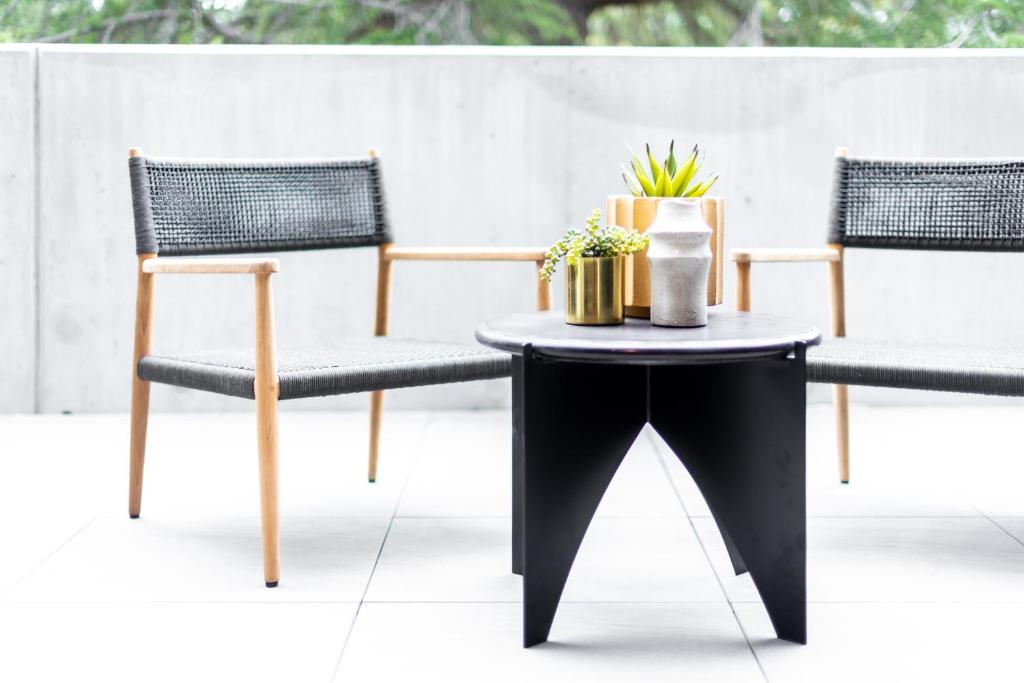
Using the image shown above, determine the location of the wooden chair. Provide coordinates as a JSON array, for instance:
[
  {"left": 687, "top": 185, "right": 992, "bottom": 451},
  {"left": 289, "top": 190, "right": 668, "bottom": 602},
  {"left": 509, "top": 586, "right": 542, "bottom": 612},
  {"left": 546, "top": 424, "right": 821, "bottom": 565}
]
[
  {"left": 127, "top": 148, "right": 550, "bottom": 587},
  {"left": 732, "top": 147, "right": 1024, "bottom": 483}
]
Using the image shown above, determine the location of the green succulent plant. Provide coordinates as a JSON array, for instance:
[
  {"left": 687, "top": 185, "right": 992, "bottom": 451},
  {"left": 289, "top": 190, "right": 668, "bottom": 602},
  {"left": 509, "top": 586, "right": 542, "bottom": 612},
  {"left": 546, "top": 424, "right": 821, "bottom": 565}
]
[
  {"left": 622, "top": 141, "right": 718, "bottom": 198},
  {"left": 540, "top": 209, "right": 649, "bottom": 282}
]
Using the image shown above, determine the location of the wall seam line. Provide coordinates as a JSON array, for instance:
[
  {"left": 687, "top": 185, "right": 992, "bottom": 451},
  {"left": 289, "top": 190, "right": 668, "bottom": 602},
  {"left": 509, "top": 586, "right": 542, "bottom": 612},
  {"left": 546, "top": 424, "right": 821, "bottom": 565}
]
[{"left": 32, "top": 45, "right": 40, "bottom": 414}]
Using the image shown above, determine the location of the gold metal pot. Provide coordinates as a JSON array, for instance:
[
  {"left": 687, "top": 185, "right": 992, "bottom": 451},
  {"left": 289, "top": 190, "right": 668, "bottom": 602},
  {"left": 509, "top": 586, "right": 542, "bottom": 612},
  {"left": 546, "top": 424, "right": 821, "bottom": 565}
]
[{"left": 565, "top": 256, "right": 624, "bottom": 325}]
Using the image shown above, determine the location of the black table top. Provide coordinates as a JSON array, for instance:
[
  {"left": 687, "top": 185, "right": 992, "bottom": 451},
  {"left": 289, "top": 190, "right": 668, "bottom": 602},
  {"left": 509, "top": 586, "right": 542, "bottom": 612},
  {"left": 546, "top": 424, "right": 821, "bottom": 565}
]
[{"left": 476, "top": 309, "right": 821, "bottom": 364}]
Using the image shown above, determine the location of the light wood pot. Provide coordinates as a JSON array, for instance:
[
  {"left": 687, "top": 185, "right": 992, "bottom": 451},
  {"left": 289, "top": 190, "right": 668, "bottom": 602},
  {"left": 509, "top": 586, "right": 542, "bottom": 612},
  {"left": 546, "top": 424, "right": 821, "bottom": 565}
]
[{"left": 605, "top": 196, "right": 724, "bottom": 318}]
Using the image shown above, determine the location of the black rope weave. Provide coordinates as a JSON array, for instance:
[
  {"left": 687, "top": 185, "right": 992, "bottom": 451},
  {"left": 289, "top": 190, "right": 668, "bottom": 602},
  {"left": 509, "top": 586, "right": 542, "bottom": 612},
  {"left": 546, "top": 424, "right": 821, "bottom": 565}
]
[
  {"left": 808, "top": 338, "right": 1024, "bottom": 397},
  {"left": 130, "top": 156, "right": 392, "bottom": 255},
  {"left": 827, "top": 157, "right": 1024, "bottom": 251},
  {"left": 137, "top": 340, "right": 512, "bottom": 400}
]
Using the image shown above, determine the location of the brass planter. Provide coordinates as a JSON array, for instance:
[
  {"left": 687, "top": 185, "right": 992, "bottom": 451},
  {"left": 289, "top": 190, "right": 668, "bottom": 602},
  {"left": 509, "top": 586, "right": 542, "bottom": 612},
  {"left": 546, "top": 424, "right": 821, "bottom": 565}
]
[{"left": 565, "top": 256, "right": 624, "bottom": 325}]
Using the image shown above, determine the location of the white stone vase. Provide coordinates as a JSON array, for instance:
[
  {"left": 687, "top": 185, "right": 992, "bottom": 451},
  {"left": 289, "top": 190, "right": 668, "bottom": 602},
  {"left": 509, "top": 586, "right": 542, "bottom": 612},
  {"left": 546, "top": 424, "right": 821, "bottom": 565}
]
[{"left": 646, "top": 198, "right": 712, "bottom": 327}]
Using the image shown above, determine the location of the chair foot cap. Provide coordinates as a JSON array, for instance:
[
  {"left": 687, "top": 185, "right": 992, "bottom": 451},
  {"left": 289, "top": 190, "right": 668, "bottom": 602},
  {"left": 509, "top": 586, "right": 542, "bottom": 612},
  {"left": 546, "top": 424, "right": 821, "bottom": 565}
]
[
  {"left": 129, "top": 514, "right": 140, "bottom": 519},
  {"left": 840, "top": 480, "right": 849, "bottom": 485},
  {"left": 265, "top": 581, "right": 279, "bottom": 588},
  {"left": 368, "top": 478, "right": 376, "bottom": 484}
]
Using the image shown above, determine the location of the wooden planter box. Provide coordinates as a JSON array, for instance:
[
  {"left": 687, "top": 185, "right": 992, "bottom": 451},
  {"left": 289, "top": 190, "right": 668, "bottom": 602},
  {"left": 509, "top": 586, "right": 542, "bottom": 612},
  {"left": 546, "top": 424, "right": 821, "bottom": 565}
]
[{"left": 605, "top": 196, "right": 724, "bottom": 318}]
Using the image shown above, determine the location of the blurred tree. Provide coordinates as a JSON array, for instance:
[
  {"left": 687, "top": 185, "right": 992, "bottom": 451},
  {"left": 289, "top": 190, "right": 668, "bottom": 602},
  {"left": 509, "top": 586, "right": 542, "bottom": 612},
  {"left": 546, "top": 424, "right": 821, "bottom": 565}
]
[
  {"left": 588, "top": 0, "right": 1024, "bottom": 47},
  {"left": 1, "top": 0, "right": 1021, "bottom": 47}
]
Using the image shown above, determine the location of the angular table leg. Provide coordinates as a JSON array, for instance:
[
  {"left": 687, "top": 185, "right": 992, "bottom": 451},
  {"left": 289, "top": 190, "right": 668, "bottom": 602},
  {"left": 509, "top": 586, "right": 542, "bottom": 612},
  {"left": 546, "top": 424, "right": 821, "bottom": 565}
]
[
  {"left": 519, "top": 346, "right": 647, "bottom": 647},
  {"left": 714, "top": 516, "right": 749, "bottom": 576},
  {"left": 649, "top": 346, "right": 808, "bottom": 644},
  {"left": 511, "top": 354, "right": 524, "bottom": 576}
]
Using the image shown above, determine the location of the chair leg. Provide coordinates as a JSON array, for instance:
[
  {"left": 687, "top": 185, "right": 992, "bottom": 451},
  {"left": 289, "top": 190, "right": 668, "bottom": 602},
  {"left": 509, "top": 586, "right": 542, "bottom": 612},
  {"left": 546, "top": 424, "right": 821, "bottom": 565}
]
[
  {"left": 128, "top": 375, "right": 151, "bottom": 519},
  {"left": 128, "top": 254, "right": 155, "bottom": 519},
  {"left": 834, "top": 384, "right": 850, "bottom": 483},
  {"left": 256, "top": 382, "right": 280, "bottom": 588},
  {"left": 368, "top": 390, "right": 384, "bottom": 483}
]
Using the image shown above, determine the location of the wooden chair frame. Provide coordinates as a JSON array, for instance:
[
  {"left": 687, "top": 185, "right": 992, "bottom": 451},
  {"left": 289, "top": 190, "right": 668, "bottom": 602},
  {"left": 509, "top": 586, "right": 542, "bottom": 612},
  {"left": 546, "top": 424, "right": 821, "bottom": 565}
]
[
  {"left": 730, "top": 147, "right": 850, "bottom": 483},
  {"left": 127, "top": 147, "right": 552, "bottom": 586},
  {"left": 370, "top": 242, "right": 551, "bottom": 481}
]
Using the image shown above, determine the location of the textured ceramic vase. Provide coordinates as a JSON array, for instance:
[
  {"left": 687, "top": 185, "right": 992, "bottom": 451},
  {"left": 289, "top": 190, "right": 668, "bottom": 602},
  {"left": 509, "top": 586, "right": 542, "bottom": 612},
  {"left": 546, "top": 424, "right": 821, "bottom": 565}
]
[{"left": 646, "top": 198, "right": 712, "bottom": 327}]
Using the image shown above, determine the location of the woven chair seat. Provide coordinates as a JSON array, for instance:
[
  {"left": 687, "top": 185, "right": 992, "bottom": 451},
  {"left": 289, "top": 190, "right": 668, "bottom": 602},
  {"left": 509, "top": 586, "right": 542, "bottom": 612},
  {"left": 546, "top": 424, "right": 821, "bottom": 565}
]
[
  {"left": 138, "top": 338, "right": 511, "bottom": 400},
  {"left": 808, "top": 338, "right": 1024, "bottom": 396}
]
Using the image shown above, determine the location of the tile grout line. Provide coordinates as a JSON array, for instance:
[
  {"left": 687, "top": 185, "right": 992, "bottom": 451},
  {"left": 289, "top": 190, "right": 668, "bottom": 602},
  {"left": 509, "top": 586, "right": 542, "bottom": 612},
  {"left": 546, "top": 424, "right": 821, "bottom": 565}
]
[
  {"left": 328, "top": 411, "right": 435, "bottom": 682},
  {"left": 969, "top": 503, "right": 1024, "bottom": 549},
  {"left": 391, "top": 513, "right": 689, "bottom": 519},
  {"left": 647, "top": 429, "right": 771, "bottom": 683},
  {"left": 1, "top": 517, "right": 97, "bottom": 599},
  {"left": 689, "top": 514, "right": 994, "bottom": 519},
  {"left": 6, "top": 597, "right": 1024, "bottom": 606}
]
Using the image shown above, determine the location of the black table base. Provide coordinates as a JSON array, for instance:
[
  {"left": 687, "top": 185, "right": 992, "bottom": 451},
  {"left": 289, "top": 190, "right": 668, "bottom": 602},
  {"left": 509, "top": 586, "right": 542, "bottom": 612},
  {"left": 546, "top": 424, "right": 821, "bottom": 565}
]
[{"left": 511, "top": 344, "right": 808, "bottom": 648}]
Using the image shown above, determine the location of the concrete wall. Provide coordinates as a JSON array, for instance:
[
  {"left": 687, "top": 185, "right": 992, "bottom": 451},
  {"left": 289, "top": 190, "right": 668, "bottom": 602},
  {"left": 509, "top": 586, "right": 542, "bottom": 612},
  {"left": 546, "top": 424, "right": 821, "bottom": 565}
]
[
  {"left": 4, "top": 46, "right": 1024, "bottom": 413},
  {"left": 0, "top": 46, "right": 35, "bottom": 412}
]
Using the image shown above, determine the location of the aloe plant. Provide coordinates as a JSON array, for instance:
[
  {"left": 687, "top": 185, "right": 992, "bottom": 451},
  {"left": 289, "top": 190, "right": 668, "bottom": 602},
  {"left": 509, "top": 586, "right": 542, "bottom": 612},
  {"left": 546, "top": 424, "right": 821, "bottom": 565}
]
[{"left": 622, "top": 141, "right": 718, "bottom": 198}]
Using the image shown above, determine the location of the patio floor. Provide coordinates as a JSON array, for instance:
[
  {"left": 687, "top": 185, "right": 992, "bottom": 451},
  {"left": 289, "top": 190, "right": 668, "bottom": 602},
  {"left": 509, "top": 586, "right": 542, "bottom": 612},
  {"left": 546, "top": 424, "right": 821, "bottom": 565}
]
[{"left": 2, "top": 404, "right": 1023, "bottom": 682}]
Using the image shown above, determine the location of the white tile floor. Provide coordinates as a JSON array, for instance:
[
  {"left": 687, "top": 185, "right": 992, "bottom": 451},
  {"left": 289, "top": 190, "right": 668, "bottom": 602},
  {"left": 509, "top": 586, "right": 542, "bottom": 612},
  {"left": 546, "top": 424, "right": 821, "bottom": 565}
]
[{"left": 2, "top": 404, "right": 1024, "bottom": 682}]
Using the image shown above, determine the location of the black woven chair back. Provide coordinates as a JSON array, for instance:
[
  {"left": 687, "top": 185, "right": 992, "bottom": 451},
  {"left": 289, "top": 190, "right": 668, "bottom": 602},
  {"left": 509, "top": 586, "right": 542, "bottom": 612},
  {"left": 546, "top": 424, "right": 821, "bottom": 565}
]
[
  {"left": 129, "top": 156, "right": 392, "bottom": 256},
  {"left": 828, "top": 157, "right": 1024, "bottom": 251}
]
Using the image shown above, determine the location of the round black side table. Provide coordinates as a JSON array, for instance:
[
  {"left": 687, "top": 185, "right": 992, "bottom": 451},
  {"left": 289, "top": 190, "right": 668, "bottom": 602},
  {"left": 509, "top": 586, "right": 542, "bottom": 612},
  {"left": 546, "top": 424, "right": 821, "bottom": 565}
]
[{"left": 476, "top": 309, "right": 821, "bottom": 648}]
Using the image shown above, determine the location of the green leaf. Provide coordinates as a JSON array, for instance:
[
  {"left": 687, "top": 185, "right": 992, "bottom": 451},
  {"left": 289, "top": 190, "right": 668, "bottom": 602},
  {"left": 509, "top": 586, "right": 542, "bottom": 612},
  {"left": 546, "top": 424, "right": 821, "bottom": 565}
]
[
  {"left": 653, "top": 165, "right": 669, "bottom": 196},
  {"left": 633, "top": 165, "right": 656, "bottom": 196},
  {"left": 684, "top": 174, "right": 718, "bottom": 197},
  {"left": 646, "top": 143, "right": 662, "bottom": 184},
  {"left": 626, "top": 143, "right": 649, "bottom": 178},
  {"left": 622, "top": 172, "right": 642, "bottom": 197},
  {"left": 629, "top": 149, "right": 654, "bottom": 195},
  {"left": 671, "top": 148, "right": 698, "bottom": 196}
]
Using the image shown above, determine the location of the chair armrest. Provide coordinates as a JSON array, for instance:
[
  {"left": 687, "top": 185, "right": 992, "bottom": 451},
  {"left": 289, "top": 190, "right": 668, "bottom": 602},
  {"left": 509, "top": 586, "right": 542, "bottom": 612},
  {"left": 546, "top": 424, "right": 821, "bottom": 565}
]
[
  {"left": 731, "top": 246, "right": 845, "bottom": 327},
  {"left": 142, "top": 257, "right": 280, "bottom": 274},
  {"left": 373, "top": 245, "right": 552, "bottom": 335},
  {"left": 383, "top": 246, "right": 547, "bottom": 262},
  {"left": 730, "top": 247, "right": 840, "bottom": 264},
  {"left": 131, "top": 255, "right": 280, "bottom": 405}
]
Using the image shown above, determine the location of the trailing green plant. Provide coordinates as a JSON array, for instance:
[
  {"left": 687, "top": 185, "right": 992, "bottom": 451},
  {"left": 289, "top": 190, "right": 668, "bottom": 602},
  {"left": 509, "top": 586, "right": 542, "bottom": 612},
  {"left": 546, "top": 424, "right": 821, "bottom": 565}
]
[
  {"left": 622, "top": 141, "right": 718, "bottom": 198},
  {"left": 540, "top": 209, "right": 649, "bottom": 281}
]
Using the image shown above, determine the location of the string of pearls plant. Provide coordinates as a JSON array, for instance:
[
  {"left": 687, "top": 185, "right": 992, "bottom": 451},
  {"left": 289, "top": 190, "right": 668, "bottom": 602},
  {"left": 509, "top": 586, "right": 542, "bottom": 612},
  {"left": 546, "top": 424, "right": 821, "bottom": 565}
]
[{"left": 540, "top": 208, "right": 649, "bottom": 282}]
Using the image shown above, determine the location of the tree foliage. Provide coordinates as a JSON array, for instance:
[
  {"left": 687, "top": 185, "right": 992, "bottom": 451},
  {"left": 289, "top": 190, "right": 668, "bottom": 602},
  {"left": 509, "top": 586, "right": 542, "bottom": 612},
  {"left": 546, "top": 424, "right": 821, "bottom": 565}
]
[{"left": 1, "top": 0, "right": 1021, "bottom": 47}]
